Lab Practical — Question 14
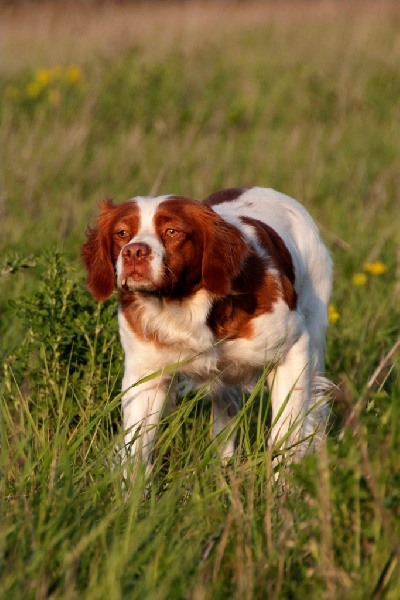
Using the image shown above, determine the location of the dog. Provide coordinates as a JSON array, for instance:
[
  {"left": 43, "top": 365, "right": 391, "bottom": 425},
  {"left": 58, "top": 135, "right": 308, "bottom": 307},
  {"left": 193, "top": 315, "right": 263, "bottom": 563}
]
[{"left": 81, "top": 187, "right": 332, "bottom": 472}]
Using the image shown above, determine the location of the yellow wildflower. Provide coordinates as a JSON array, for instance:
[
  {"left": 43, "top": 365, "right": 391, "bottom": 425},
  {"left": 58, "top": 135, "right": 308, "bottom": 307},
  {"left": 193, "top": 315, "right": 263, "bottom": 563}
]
[
  {"left": 363, "top": 261, "right": 387, "bottom": 276},
  {"left": 328, "top": 304, "right": 340, "bottom": 324},
  {"left": 35, "top": 69, "right": 51, "bottom": 86},
  {"left": 66, "top": 65, "right": 82, "bottom": 84},
  {"left": 352, "top": 273, "right": 367, "bottom": 286},
  {"left": 26, "top": 81, "right": 41, "bottom": 97}
]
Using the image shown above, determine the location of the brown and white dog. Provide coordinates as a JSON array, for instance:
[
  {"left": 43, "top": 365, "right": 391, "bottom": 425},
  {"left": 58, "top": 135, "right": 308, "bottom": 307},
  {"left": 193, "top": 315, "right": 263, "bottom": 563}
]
[{"left": 81, "top": 187, "right": 332, "bottom": 471}]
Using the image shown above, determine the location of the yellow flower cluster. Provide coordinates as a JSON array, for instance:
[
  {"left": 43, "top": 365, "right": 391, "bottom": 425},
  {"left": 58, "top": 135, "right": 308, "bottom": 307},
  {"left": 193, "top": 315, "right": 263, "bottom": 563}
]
[
  {"left": 352, "top": 260, "right": 388, "bottom": 287},
  {"left": 352, "top": 273, "right": 367, "bottom": 286},
  {"left": 6, "top": 65, "right": 84, "bottom": 107},
  {"left": 329, "top": 261, "right": 388, "bottom": 324},
  {"left": 328, "top": 304, "right": 340, "bottom": 324},
  {"left": 363, "top": 261, "right": 387, "bottom": 275},
  {"left": 28, "top": 65, "right": 83, "bottom": 105}
]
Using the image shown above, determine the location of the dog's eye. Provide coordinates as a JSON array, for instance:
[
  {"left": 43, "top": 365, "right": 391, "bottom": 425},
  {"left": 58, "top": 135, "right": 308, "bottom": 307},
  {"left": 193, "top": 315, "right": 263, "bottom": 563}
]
[
  {"left": 116, "top": 230, "right": 129, "bottom": 239},
  {"left": 165, "top": 228, "right": 179, "bottom": 238}
]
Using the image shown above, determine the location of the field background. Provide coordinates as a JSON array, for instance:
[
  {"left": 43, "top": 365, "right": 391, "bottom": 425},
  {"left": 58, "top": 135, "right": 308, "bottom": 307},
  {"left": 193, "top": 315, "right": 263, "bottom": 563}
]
[{"left": 1, "top": 1, "right": 400, "bottom": 598}]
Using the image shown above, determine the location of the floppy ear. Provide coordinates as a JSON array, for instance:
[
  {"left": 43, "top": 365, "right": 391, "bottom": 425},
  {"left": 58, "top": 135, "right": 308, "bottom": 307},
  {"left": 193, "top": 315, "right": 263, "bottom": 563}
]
[
  {"left": 80, "top": 201, "right": 116, "bottom": 301},
  {"left": 202, "top": 216, "right": 248, "bottom": 297}
]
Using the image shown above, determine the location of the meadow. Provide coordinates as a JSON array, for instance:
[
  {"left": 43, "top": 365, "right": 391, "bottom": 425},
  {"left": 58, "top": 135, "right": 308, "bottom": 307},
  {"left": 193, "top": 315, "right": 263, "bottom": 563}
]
[{"left": 1, "top": 1, "right": 400, "bottom": 598}]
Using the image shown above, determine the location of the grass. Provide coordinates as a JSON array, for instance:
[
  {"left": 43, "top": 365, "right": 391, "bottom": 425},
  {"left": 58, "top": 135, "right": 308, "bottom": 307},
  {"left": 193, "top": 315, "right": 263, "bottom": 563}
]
[{"left": 1, "top": 1, "right": 400, "bottom": 598}]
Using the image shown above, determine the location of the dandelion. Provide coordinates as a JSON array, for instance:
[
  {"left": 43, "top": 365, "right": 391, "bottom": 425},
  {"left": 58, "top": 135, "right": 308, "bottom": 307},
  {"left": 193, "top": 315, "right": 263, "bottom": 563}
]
[
  {"left": 363, "top": 261, "right": 387, "bottom": 275},
  {"left": 328, "top": 304, "right": 340, "bottom": 324},
  {"left": 35, "top": 69, "right": 51, "bottom": 86},
  {"left": 26, "top": 81, "right": 41, "bottom": 98},
  {"left": 352, "top": 272, "right": 367, "bottom": 286},
  {"left": 66, "top": 65, "right": 82, "bottom": 84}
]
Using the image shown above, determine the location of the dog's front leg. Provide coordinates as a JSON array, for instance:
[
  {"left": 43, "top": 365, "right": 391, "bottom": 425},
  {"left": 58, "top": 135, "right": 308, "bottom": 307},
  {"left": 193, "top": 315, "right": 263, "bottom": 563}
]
[
  {"left": 267, "top": 330, "right": 314, "bottom": 457},
  {"left": 120, "top": 374, "right": 168, "bottom": 475}
]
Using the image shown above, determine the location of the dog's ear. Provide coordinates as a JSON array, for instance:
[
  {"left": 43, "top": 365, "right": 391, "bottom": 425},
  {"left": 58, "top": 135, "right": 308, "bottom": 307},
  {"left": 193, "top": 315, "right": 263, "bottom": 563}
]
[
  {"left": 81, "top": 200, "right": 116, "bottom": 301},
  {"left": 202, "top": 215, "right": 248, "bottom": 297}
]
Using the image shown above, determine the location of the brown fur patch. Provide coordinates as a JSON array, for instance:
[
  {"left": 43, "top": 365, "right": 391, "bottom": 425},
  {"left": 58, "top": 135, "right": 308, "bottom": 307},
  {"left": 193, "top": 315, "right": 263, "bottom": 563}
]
[
  {"left": 203, "top": 187, "right": 249, "bottom": 207},
  {"left": 240, "top": 216, "right": 297, "bottom": 310},
  {"left": 207, "top": 253, "right": 281, "bottom": 339},
  {"left": 157, "top": 197, "right": 249, "bottom": 298},
  {"left": 81, "top": 199, "right": 140, "bottom": 301},
  {"left": 119, "top": 293, "right": 149, "bottom": 342}
]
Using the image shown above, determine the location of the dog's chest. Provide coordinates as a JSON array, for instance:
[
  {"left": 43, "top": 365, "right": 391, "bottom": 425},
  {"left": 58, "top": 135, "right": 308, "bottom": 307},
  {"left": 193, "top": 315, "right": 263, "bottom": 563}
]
[{"left": 119, "top": 291, "right": 299, "bottom": 381}]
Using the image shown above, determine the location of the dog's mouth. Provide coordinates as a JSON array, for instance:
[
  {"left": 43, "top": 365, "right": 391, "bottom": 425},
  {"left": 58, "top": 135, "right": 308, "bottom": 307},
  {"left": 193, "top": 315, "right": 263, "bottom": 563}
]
[{"left": 120, "top": 273, "right": 156, "bottom": 293}]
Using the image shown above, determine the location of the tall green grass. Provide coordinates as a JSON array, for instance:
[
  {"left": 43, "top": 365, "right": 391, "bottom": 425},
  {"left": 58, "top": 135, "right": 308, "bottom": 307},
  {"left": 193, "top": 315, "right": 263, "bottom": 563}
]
[{"left": 1, "top": 3, "right": 399, "bottom": 598}]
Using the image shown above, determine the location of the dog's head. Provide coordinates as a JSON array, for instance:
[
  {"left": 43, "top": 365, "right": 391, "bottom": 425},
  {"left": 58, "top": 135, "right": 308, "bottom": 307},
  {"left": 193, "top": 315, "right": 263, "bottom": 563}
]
[{"left": 81, "top": 195, "right": 248, "bottom": 301}]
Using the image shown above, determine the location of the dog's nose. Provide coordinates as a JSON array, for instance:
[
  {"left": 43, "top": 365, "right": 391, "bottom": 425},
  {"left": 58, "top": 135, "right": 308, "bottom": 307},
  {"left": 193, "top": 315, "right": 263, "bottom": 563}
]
[{"left": 122, "top": 243, "right": 150, "bottom": 260}]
